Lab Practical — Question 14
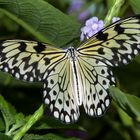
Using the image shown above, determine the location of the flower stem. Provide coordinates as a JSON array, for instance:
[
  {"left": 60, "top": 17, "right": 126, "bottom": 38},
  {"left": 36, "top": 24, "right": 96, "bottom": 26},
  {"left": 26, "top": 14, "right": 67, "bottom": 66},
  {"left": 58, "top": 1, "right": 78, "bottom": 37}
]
[
  {"left": 13, "top": 105, "right": 44, "bottom": 140},
  {"left": 104, "top": 0, "right": 125, "bottom": 26}
]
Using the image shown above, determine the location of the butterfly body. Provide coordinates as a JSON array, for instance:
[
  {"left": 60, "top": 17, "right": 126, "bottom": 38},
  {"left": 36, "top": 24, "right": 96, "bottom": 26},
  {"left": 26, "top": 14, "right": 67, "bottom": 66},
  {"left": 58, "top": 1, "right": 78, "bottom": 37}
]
[
  {"left": 0, "top": 15, "right": 140, "bottom": 123},
  {"left": 67, "top": 47, "right": 84, "bottom": 106}
]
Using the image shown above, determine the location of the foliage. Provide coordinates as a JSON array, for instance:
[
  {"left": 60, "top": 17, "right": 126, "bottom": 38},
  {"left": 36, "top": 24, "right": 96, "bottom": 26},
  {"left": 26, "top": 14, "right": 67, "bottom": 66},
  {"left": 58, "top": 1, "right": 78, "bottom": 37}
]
[{"left": 0, "top": 0, "right": 140, "bottom": 139}]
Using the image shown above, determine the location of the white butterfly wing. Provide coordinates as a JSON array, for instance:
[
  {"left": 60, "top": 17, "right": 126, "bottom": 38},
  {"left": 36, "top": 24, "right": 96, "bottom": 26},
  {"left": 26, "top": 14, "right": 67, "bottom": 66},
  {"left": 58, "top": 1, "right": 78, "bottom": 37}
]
[
  {"left": 76, "top": 55, "right": 115, "bottom": 116},
  {"left": 0, "top": 39, "right": 80, "bottom": 123},
  {"left": 78, "top": 16, "right": 140, "bottom": 67},
  {"left": 0, "top": 40, "right": 65, "bottom": 82},
  {"left": 43, "top": 56, "right": 80, "bottom": 123}
]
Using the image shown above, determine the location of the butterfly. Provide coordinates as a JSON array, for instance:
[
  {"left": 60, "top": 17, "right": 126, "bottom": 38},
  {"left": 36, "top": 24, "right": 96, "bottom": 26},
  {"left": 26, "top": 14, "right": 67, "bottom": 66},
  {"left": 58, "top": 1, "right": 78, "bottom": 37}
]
[{"left": 0, "top": 15, "right": 140, "bottom": 123}]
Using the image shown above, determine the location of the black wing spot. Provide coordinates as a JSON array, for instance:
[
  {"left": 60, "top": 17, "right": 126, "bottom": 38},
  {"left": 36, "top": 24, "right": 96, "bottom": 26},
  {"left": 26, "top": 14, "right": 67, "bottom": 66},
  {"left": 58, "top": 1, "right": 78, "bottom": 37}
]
[
  {"left": 18, "top": 42, "right": 27, "bottom": 52},
  {"left": 66, "top": 100, "right": 69, "bottom": 107},
  {"left": 96, "top": 31, "right": 108, "bottom": 41},
  {"left": 95, "top": 60, "right": 99, "bottom": 64},
  {"left": 98, "top": 48, "right": 105, "bottom": 55},
  {"left": 50, "top": 79, "right": 54, "bottom": 84},
  {"left": 53, "top": 90, "right": 57, "bottom": 95},
  {"left": 99, "top": 90, "right": 103, "bottom": 95},
  {"left": 88, "top": 95, "right": 90, "bottom": 100},
  {"left": 90, "top": 88, "right": 92, "bottom": 93},
  {"left": 93, "top": 94, "right": 96, "bottom": 100},
  {"left": 106, "top": 42, "right": 109, "bottom": 45},
  {"left": 44, "top": 57, "right": 51, "bottom": 65},
  {"left": 71, "top": 109, "right": 75, "bottom": 114},
  {"left": 102, "top": 80, "right": 107, "bottom": 85},
  {"left": 71, "top": 99, "right": 74, "bottom": 104},
  {"left": 68, "top": 94, "right": 71, "bottom": 99},
  {"left": 114, "top": 24, "right": 124, "bottom": 34},
  {"left": 58, "top": 99, "right": 62, "bottom": 104},
  {"left": 101, "top": 69, "right": 105, "bottom": 74},
  {"left": 34, "top": 42, "right": 46, "bottom": 53}
]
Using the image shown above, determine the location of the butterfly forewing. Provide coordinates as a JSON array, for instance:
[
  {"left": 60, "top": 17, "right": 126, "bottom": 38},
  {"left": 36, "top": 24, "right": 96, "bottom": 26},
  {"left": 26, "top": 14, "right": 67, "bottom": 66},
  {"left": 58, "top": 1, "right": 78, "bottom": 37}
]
[
  {"left": 0, "top": 40, "right": 65, "bottom": 81},
  {"left": 77, "top": 15, "right": 140, "bottom": 66}
]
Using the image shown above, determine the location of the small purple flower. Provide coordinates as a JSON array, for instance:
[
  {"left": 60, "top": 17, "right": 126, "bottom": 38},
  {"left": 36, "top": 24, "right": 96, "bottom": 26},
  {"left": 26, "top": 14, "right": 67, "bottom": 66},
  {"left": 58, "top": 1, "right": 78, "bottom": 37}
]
[
  {"left": 68, "top": 0, "right": 84, "bottom": 14},
  {"left": 80, "top": 16, "right": 120, "bottom": 41},
  {"left": 112, "top": 17, "right": 120, "bottom": 23},
  {"left": 80, "top": 17, "right": 104, "bottom": 41}
]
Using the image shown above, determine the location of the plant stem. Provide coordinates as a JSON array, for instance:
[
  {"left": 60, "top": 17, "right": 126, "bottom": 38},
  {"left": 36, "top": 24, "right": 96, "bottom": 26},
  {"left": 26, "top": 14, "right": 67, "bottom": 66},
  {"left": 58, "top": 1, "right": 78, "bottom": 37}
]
[
  {"left": 13, "top": 105, "right": 44, "bottom": 140},
  {"left": 104, "top": 0, "right": 125, "bottom": 26}
]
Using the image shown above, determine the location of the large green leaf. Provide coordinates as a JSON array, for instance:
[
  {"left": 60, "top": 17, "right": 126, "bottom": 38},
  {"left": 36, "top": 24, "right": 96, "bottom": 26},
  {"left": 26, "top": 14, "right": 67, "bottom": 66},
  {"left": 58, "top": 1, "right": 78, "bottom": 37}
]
[
  {"left": 0, "top": 0, "right": 80, "bottom": 47},
  {"left": 129, "top": 0, "right": 140, "bottom": 14},
  {"left": 109, "top": 86, "right": 140, "bottom": 119}
]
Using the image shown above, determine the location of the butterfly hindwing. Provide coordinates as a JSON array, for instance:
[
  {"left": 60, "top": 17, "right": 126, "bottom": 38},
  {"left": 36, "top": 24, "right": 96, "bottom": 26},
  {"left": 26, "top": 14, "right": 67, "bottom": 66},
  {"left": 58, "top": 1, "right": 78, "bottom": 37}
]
[
  {"left": 78, "top": 15, "right": 140, "bottom": 66},
  {"left": 43, "top": 56, "right": 80, "bottom": 123},
  {"left": 77, "top": 55, "right": 115, "bottom": 116}
]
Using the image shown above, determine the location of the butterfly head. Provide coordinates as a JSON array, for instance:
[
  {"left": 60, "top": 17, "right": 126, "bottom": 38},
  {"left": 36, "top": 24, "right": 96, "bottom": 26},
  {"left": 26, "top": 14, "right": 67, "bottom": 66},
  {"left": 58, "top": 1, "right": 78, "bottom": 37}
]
[{"left": 67, "top": 46, "right": 77, "bottom": 61}]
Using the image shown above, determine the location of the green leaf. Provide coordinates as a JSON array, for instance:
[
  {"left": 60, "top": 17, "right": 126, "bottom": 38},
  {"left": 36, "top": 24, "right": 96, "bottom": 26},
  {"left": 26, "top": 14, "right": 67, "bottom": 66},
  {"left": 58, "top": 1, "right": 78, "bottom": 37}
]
[
  {"left": 0, "top": 116, "right": 5, "bottom": 131},
  {"left": 14, "top": 113, "right": 28, "bottom": 128},
  {"left": 0, "top": 72, "right": 12, "bottom": 86},
  {"left": 129, "top": 0, "right": 140, "bottom": 14},
  {"left": 118, "top": 108, "right": 133, "bottom": 126},
  {"left": 22, "top": 134, "right": 46, "bottom": 140},
  {"left": 23, "top": 134, "right": 80, "bottom": 140},
  {"left": 109, "top": 86, "right": 140, "bottom": 119},
  {"left": 0, "top": 133, "right": 12, "bottom": 140},
  {"left": 13, "top": 105, "right": 44, "bottom": 140},
  {"left": 0, "top": 95, "right": 28, "bottom": 135},
  {"left": 0, "top": 95, "right": 15, "bottom": 133},
  {"left": 0, "top": 0, "right": 80, "bottom": 46},
  {"left": 7, "top": 113, "right": 29, "bottom": 136}
]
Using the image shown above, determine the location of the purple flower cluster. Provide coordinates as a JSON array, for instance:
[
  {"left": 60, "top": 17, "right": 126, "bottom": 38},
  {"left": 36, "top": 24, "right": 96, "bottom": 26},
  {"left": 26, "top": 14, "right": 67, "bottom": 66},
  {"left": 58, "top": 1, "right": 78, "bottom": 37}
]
[
  {"left": 80, "top": 16, "right": 120, "bottom": 41},
  {"left": 80, "top": 17, "right": 104, "bottom": 41}
]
